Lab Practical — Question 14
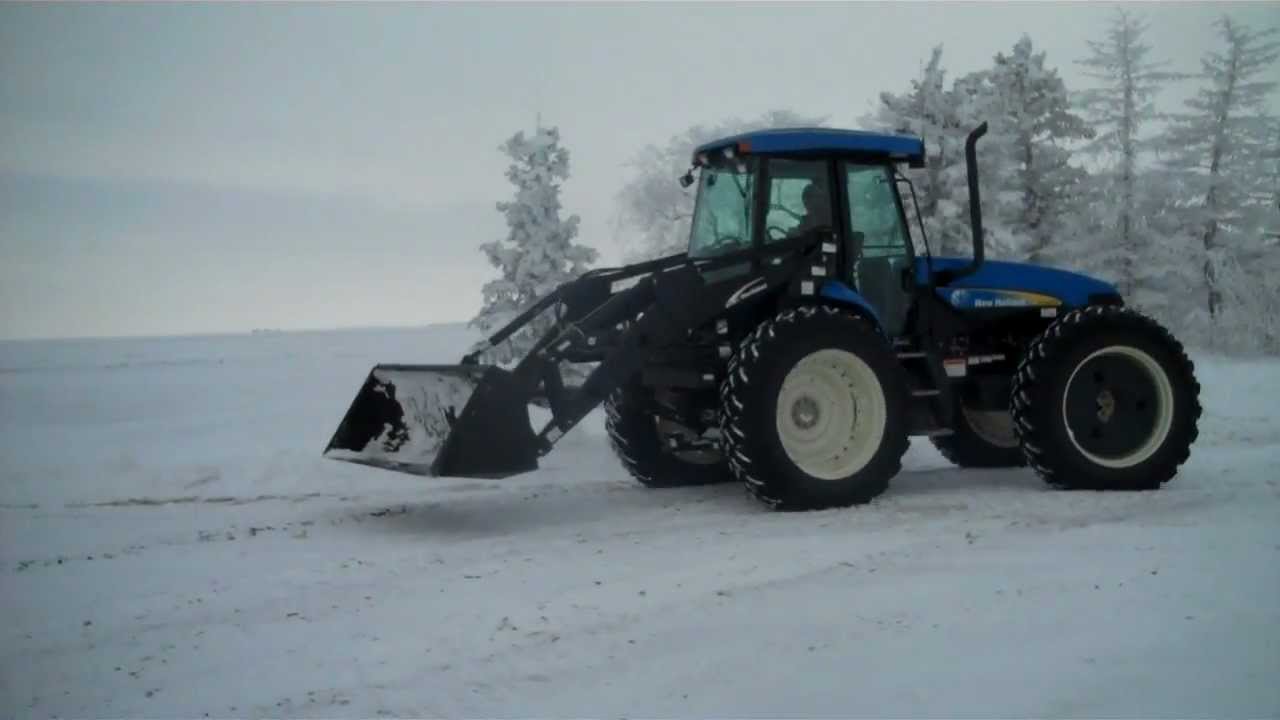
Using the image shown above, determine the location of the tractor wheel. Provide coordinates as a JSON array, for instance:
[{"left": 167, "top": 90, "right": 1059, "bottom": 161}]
[
  {"left": 930, "top": 404, "right": 1025, "bottom": 468},
  {"left": 1010, "top": 305, "right": 1201, "bottom": 491},
  {"left": 720, "top": 305, "right": 910, "bottom": 510},
  {"left": 604, "top": 382, "right": 731, "bottom": 488}
]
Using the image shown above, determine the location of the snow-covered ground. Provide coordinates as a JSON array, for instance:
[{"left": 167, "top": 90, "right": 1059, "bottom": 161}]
[{"left": 2, "top": 324, "right": 1278, "bottom": 718}]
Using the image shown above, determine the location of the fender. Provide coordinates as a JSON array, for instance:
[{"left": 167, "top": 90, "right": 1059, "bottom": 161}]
[{"left": 817, "top": 281, "right": 885, "bottom": 333}]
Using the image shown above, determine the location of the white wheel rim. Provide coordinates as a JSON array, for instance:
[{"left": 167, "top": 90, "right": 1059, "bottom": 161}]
[
  {"left": 961, "top": 406, "right": 1018, "bottom": 449},
  {"left": 1062, "top": 345, "right": 1176, "bottom": 469},
  {"left": 775, "top": 348, "right": 887, "bottom": 480}
]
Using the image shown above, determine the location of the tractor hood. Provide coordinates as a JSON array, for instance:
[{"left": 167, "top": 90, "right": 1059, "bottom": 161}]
[{"left": 916, "top": 257, "right": 1119, "bottom": 310}]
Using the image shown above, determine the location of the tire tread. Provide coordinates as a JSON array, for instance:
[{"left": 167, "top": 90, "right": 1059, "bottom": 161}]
[
  {"left": 719, "top": 305, "right": 909, "bottom": 510},
  {"left": 1009, "top": 305, "right": 1201, "bottom": 490}
]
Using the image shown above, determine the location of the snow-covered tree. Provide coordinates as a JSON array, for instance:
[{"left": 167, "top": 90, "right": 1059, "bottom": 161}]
[
  {"left": 615, "top": 110, "right": 826, "bottom": 261},
  {"left": 864, "top": 46, "right": 984, "bottom": 257},
  {"left": 864, "top": 42, "right": 1094, "bottom": 263},
  {"left": 1128, "top": 168, "right": 1206, "bottom": 322},
  {"left": 982, "top": 36, "right": 1095, "bottom": 265},
  {"left": 1271, "top": 121, "right": 1280, "bottom": 211},
  {"left": 1269, "top": 121, "right": 1280, "bottom": 220},
  {"left": 1260, "top": 120, "right": 1280, "bottom": 252},
  {"left": 1074, "top": 9, "right": 1183, "bottom": 297},
  {"left": 471, "top": 125, "right": 598, "bottom": 364},
  {"left": 1159, "top": 16, "right": 1279, "bottom": 321}
]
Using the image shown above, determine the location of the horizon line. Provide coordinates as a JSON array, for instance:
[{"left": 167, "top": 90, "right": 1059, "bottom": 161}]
[{"left": 0, "top": 319, "right": 476, "bottom": 344}]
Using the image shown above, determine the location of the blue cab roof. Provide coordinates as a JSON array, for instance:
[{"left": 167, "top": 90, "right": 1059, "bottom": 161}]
[{"left": 693, "top": 127, "right": 925, "bottom": 166}]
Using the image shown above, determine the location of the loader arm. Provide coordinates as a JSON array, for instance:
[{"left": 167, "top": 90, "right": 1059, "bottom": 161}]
[
  {"left": 324, "top": 233, "right": 838, "bottom": 479},
  {"left": 460, "top": 252, "right": 694, "bottom": 366}
]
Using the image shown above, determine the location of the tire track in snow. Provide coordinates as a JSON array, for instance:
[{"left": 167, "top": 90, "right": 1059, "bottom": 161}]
[{"left": 65, "top": 491, "right": 347, "bottom": 508}]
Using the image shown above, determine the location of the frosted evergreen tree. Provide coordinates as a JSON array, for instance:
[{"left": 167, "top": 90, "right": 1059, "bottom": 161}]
[
  {"left": 471, "top": 125, "right": 598, "bottom": 364},
  {"left": 1269, "top": 121, "right": 1280, "bottom": 222},
  {"left": 1074, "top": 9, "right": 1182, "bottom": 297},
  {"left": 1129, "top": 167, "right": 1205, "bottom": 320},
  {"left": 1263, "top": 120, "right": 1280, "bottom": 246},
  {"left": 1272, "top": 121, "right": 1280, "bottom": 211},
  {"left": 615, "top": 110, "right": 826, "bottom": 261},
  {"left": 982, "top": 36, "right": 1094, "bottom": 265},
  {"left": 1159, "top": 16, "right": 1279, "bottom": 320},
  {"left": 865, "top": 46, "right": 982, "bottom": 257}
]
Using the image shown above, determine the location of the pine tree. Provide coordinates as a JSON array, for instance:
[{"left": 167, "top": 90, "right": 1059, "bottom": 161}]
[
  {"left": 1263, "top": 120, "right": 1280, "bottom": 249},
  {"left": 1272, "top": 121, "right": 1280, "bottom": 214},
  {"left": 616, "top": 110, "right": 826, "bottom": 261},
  {"left": 983, "top": 36, "right": 1094, "bottom": 265},
  {"left": 1074, "top": 9, "right": 1182, "bottom": 297},
  {"left": 1160, "top": 16, "right": 1279, "bottom": 320},
  {"left": 1269, "top": 121, "right": 1280, "bottom": 220},
  {"left": 471, "top": 125, "right": 598, "bottom": 364},
  {"left": 1129, "top": 167, "right": 1205, "bottom": 322}
]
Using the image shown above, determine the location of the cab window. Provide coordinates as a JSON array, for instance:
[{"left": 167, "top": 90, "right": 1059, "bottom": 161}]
[
  {"left": 844, "top": 162, "right": 913, "bottom": 336},
  {"left": 764, "top": 159, "right": 832, "bottom": 244},
  {"left": 844, "top": 164, "right": 911, "bottom": 261},
  {"left": 688, "top": 161, "right": 755, "bottom": 259}
]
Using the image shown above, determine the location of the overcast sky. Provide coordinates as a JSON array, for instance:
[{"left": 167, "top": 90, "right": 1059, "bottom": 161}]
[{"left": 2, "top": 1, "right": 1277, "bottom": 340}]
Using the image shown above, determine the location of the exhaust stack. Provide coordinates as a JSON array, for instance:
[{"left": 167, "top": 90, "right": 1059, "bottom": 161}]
[{"left": 937, "top": 121, "right": 988, "bottom": 284}]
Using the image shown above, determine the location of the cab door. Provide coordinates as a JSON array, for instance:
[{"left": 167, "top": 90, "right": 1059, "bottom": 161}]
[
  {"left": 759, "top": 158, "right": 835, "bottom": 247},
  {"left": 839, "top": 163, "right": 916, "bottom": 336}
]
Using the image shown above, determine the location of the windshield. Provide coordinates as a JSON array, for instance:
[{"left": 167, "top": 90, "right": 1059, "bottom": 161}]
[{"left": 688, "top": 160, "right": 755, "bottom": 259}]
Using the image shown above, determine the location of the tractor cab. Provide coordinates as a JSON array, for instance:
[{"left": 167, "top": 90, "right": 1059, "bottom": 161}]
[
  {"left": 682, "top": 128, "right": 934, "bottom": 337},
  {"left": 680, "top": 125, "right": 1125, "bottom": 341}
]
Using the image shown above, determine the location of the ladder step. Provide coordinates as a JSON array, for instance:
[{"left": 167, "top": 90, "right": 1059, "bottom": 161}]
[
  {"left": 919, "top": 428, "right": 954, "bottom": 437},
  {"left": 911, "top": 389, "right": 941, "bottom": 397},
  {"left": 897, "top": 351, "right": 927, "bottom": 359}
]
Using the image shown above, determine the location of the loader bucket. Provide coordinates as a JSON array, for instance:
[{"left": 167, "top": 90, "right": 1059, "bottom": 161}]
[{"left": 323, "top": 364, "right": 542, "bottom": 479}]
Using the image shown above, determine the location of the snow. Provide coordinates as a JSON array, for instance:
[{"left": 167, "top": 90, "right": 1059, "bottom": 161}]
[{"left": 3, "top": 324, "right": 1279, "bottom": 717}]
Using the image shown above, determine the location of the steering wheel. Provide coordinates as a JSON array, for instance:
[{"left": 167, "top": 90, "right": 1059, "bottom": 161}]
[{"left": 708, "top": 235, "right": 743, "bottom": 251}]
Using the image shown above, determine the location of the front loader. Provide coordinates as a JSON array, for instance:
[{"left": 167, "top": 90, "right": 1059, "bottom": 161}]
[{"left": 325, "top": 122, "right": 1202, "bottom": 510}]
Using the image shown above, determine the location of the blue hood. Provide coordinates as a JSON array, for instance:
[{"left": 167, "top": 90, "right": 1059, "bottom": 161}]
[{"left": 915, "top": 257, "right": 1118, "bottom": 309}]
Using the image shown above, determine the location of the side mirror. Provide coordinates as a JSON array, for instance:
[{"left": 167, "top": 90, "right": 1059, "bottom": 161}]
[{"left": 679, "top": 170, "right": 695, "bottom": 188}]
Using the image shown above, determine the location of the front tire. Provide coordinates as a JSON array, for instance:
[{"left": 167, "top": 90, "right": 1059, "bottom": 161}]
[
  {"left": 720, "top": 306, "right": 910, "bottom": 510},
  {"left": 1010, "top": 305, "right": 1201, "bottom": 490}
]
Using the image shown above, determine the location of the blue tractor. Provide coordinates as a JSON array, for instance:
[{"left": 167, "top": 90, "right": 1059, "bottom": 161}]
[{"left": 324, "top": 123, "right": 1202, "bottom": 511}]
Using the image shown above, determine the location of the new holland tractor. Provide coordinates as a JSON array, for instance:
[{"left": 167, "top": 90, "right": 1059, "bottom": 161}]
[{"left": 324, "top": 122, "right": 1201, "bottom": 511}]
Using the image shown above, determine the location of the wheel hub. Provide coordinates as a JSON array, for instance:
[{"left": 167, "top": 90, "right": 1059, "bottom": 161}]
[
  {"left": 791, "top": 395, "right": 824, "bottom": 430},
  {"left": 1096, "top": 388, "right": 1116, "bottom": 423},
  {"left": 1062, "top": 345, "right": 1175, "bottom": 468}
]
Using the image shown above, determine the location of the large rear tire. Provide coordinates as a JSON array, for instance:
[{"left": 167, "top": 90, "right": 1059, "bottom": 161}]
[
  {"left": 1010, "top": 305, "right": 1201, "bottom": 490},
  {"left": 720, "top": 305, "right": 910, "bottom": 511},
  {"left": 605, "top": 383, "right": 731, "bottom": 488}
]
